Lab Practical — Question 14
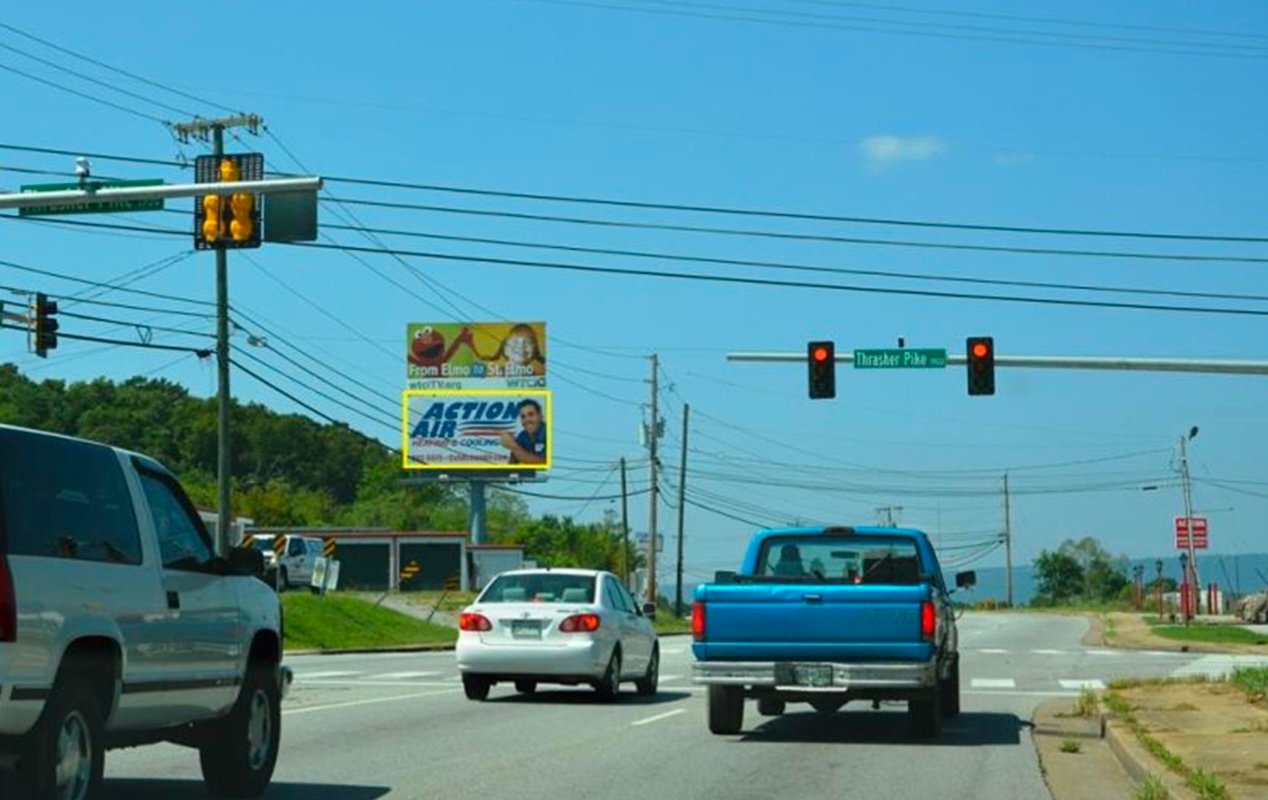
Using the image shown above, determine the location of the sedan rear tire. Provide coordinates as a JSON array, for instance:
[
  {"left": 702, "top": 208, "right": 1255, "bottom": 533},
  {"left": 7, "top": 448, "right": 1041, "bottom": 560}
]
[
  {"left": 514, "top": 680, "right": 537, "bottom": 695},
  {"left": 634, "top": 646, "right": 659, "bottom": 697},
  {"left": 463, "top": 675, "right": 491, "bottom": 701},
  {"left": 595, "top": 650, "right": 622, "bottom": 703}
]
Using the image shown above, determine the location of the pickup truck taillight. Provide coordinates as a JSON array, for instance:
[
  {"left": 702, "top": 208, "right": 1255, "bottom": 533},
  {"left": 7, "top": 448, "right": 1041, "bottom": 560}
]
[
  {"left": 691, "top": 603, "right": 705, "bottom": 640},
  {"left": 459, "top": 612, "right": 492, "bottom": 632},
  {"left": 920, "top": 601, "right": 936, "bottom": 641},
  {"left": 0, "top": 556, "right": 15, "bottom": 642},
  {"left": 559, "top": 614, "right": 601, "bottom": 633}
]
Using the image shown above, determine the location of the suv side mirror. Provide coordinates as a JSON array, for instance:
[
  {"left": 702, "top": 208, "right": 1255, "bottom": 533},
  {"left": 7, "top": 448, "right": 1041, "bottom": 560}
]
[
  {"left": 226, "top": 546, "right": 265, "bottom": 577},
  {"left": 955, "top": 570, "right": 977, "bottom": 590},
  {"left": 642, "top": 602, "right": 657, "bottom": 618}
]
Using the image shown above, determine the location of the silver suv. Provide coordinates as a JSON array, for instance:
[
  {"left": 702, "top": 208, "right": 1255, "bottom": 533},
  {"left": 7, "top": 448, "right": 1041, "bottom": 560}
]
[{"left": 0, "top": 425, "right": 292, "bottom": 799}]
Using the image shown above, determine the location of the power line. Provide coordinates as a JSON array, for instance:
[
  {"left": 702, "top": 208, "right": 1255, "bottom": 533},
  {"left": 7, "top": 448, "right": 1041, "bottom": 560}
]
[
  {"left": 0, "top": 59, "right": 166, "bottom": 123},
  {"left": 58, "top": 309, "right": 213, "bottom": 339},
  {"left": 0, "top": 322, "right": 212, "bottom": 355},
  {"left": 0, "top": 255, "right": 209, "bottom": 309},
  {"left": 286, "top": 240, "right": 1268, "bottom": 318},
  {"left": 320, "top": 221, "right": 1268, "bottom": 302}
]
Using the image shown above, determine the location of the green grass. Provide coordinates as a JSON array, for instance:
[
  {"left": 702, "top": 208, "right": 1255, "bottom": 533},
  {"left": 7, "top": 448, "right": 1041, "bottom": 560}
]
[
  {"left": 1185, "top": 768, "right": 1230, "bottom": 800},
  {"left": 1059, "top": 739, "right": 1082, "bottom": 754},
  {"left": 1231, "top": 665, "right": 1268, "bottom": 701},
  {"left": 1074, "top": 687, "right": 1099, "bottom": 718},
  {"left": 282, "top": 592, "right": 458, "bottom": 651},
  {"left": 1134, "top": 775, "right": 1168, "bottom": 800},
  {"left": 1110, "top": 675, "right": 1210, "bottom": 691},
  {"left": 394, "top": 591, "right": 479, "bottom": 612},
  {"left": 1147, "top": 622, "right": 1268, "bottom": 647},
  {"left": 653, "top": 613, "right": 692, "bottom": 635}
]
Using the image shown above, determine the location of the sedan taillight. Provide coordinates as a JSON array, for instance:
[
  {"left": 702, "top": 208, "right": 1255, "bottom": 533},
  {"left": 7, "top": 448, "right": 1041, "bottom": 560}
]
[
  {"left": 559, "top": 614, "right": 601, "bottom": 633},
  {"left": 920, "top": 601, "right": 936, "bottom": 641},
  {"left": 459, "top": 612, "right": 492, "bottom": 632},
  {"left": 0, "top": 556, "right": 15, "bottom": 643}
]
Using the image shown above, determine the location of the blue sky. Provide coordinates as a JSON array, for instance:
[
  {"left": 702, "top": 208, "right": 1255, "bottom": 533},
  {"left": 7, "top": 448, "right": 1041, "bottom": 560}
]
[{"left": 2, "top": 0, "right": 1267, "bottom": 587}]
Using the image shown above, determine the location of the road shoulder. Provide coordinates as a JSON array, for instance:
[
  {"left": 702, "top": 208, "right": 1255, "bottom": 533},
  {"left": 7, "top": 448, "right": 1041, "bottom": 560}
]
[{"left": 1032, "top": 699, "right": 1138, "bottom": 800}]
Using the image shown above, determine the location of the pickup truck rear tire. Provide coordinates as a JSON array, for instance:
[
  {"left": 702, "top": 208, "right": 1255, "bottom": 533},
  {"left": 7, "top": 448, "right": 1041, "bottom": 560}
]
[
  {"left": 940, "top": 659, "right": 961, "bottom": 718},
  {"left": 707, "top": 686, "right": 744, "bottom": 734},
  {"left": 198, "top": 663, "right": 281, "bottom": 798},
  {"left": 907, "top": 689, "right": 942, "bottom": 739},
  {"left": 20, "top": 677, "right": 105, "bottom": 800},
  {"left": 757, "top": 697, "right": 785, "bottom": 717}
]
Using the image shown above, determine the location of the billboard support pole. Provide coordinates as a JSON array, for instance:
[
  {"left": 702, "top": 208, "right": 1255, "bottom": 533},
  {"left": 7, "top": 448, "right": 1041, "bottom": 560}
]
[{"left": 470, "top": 481, "right": 488, "bottom": 545}]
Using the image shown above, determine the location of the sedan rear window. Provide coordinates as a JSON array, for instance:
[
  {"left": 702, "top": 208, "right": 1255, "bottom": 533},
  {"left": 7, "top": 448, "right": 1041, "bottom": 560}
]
[
  {"left": 757, "top": 536, "right": 924, "bottom": 585},
  {"left": 480, "top": 573, "right": 596, "bottom": 604}
]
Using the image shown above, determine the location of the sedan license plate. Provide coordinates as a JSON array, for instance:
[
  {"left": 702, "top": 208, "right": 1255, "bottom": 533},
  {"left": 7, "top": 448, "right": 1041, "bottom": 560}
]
[
  {"left": 792, "top": 664, "right": 833, "bottom": 687},
  {"left": 511, "top": 620, "right": 542, "bottom": 639}
]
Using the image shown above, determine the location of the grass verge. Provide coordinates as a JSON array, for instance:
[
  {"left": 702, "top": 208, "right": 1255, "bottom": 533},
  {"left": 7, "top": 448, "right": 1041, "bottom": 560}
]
[
  {"left": 653, "top": 614, "right": 692, "bottom": 635},
  {"left": 1133, "top": 775, "right": 1167, "bottom": 800},
  {"left": 1230, "top": 665, "right": 1268, "bottom": 703},
  {"left": 1146, "top": 622, "right": 1268, "bottom": 647},
  {"left": 283, "top": 592, "right": 458, "bottom": 651}
]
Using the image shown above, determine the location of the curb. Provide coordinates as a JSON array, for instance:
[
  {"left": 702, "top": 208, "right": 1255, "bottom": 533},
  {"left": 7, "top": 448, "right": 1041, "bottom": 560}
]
[
  {"left": 285, "top": 643, "right": 456, "bottom": 656},
  {"left": 1103, "top": 716, "right": 1196, "bottom": 800}
]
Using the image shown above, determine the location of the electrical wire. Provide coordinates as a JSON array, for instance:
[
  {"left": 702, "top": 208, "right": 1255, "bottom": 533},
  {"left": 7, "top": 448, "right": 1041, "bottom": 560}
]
[{"left": 0, "top": 59, "right": 166, "bottom": 123}]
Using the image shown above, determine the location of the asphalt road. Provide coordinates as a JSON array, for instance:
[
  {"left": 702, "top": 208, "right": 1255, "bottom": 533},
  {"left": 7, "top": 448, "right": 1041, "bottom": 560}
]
[{"left": 99, "top": 613, "right": 1268, "bottom": 800}]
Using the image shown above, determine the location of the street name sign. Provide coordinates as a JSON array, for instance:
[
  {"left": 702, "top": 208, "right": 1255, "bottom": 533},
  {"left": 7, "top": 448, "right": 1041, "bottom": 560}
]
[
  {"left": 18, "top": 179, "right": 165, "bottom": 216},
  {"left": 853, "top": 348, "right": 948, "bottom": 369}
]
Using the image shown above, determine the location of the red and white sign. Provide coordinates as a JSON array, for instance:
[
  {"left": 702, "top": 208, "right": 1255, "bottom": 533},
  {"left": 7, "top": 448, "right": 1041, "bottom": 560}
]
[{"left": 1174, "top": 516, "right": 1209, "bottom": 550}]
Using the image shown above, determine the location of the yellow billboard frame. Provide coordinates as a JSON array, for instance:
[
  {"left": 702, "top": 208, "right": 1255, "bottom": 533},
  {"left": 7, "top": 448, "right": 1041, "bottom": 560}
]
[{"left": 401, "top": 389, "right": 552, "bottom": 471}]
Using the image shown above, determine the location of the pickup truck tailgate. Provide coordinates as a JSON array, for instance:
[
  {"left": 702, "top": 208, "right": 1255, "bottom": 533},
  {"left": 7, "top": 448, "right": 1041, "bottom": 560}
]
[{"left": 694, "top": 583, "right": 934, "bottom": 662}]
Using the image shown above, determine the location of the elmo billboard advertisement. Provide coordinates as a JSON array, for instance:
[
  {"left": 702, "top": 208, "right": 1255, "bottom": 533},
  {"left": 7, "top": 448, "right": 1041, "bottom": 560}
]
[
  {"left": 406, "top": 322, "right": 547, "bottom": 390},
  {"left": 402, "top": 390, "right": 552, "bottom": 470}
]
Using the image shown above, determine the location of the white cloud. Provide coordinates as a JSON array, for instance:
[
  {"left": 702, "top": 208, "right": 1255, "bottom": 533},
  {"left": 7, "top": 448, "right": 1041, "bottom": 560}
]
[{"left": 860, "top": 135, "right": 947, "bottom": 168}]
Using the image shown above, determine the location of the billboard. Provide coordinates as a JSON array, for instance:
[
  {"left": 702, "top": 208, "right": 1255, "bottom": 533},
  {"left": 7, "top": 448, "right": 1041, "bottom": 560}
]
[
  {"left": 402, "top": 390, "right": 552, "bottom": 470},
  {"left": 406, "top": 322, "right": 547, "bottom": 390}
]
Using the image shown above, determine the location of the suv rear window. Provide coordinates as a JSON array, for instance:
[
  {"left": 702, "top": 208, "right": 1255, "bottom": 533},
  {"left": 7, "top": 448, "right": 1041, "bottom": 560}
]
[
  {"left": 0, "top": 428, "right": 143, "bottom": 565},
  {"left": 480, "top": 573, "right": 596, "bottom": 604},
  {"left": 757, "top": 536, "right": 923, "bottom": 585}
]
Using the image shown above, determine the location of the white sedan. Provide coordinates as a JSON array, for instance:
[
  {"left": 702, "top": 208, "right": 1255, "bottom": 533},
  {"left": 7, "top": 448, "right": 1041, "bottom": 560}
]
[{"left": 456, "top": 568, "right": 660, "bottom": 701}]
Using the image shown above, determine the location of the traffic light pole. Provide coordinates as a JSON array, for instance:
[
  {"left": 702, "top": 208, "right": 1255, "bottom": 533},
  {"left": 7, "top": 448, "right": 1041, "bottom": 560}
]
[
  {"left": 727, "top": 351, "right": 1268, "bottom": 376},
  {"left": 213, "top": 125, "right": 233, "bottom": 558}
]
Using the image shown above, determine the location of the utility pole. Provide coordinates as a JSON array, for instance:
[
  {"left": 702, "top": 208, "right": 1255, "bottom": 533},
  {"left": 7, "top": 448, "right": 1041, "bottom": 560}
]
[
  {"left": 1003, "top": 473, "right": 1014, "bottom": 608},
  {"left": 675, "top": 404, "right": 690, "bottom": 618},
  {"left": 170, "top": 114, "right": 264, "bottom": 556},
  {"left": 647, "top": 354, "right": 660, "bottom": 605},
  {"left": 1179, "top": 428, "right": 1200, "bottom": 623},
  {"left": 876, "top": 506, "right": 902, "bottom": 527},
  {"left": 620, "top": 457, "right": 631, "bottom": 587}
]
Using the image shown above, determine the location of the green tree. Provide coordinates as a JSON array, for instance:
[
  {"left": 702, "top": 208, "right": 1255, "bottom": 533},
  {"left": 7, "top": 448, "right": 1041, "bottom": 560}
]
[{"left": 1032, "top": 549, "right": 1085, "bottom": 606}]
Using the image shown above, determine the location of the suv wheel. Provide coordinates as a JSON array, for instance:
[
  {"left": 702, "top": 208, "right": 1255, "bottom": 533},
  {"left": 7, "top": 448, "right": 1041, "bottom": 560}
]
[
  {"left": 199, "top": 663, "right": 281, "bottom": 798},
  {"left": 708, "top": 685, "right": 744, "bottom": 735},
  {"left": 21, "top": 677, "right": 104, "bottom": 800}
]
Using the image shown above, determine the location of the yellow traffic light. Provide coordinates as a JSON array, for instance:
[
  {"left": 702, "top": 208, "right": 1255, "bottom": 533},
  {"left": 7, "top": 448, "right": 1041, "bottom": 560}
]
[
  {"left": 219, "top": 159, "right": 239, "bottom": 182},
  {"left": 202, "top": 195, "right": 223, "bottom": 242},
  {"left": 230, "top": 193, "right": 254, "bottom": 242}
]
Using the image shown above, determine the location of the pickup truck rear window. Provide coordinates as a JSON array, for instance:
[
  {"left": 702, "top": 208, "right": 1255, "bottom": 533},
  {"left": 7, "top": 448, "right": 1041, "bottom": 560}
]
[
  {"left": 757, "top": 536, "right": 923, "bottom": 585},
  {"left": 480, "top": 574, "right": 596, "bottom": 604},
  {"left": 0, "top": 428, "right": 143, "bottom": 565}
]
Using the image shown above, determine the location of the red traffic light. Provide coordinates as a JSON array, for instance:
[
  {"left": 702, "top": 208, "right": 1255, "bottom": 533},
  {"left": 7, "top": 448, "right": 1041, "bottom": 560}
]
[
  {"left": 971, "top": 341, "right": 990, "bottom": 359},
  {"left": 812, "top": 346, "right": 830, "bottom": 363}
]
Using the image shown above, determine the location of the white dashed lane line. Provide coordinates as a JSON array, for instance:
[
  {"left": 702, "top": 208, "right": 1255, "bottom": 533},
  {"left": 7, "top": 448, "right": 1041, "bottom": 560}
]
[
  {"left": 970, "top": 678, "right": 1016, "bottom": 689},
  {"left": 1059, "top": 679, "right": 1106, "bottom": 690},
  {"left": 631, "top": 709, "right": 687, "bottom": 727}
]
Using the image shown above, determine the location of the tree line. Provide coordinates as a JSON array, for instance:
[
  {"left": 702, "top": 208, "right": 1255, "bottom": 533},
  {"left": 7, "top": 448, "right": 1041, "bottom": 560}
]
[{"left": 0, "top": 366, "right": 637, "bottom": 573}]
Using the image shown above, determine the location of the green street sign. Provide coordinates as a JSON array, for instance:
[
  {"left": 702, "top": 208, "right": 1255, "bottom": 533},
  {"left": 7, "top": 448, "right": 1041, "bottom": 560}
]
[
  {"left": 18, "top": 179, "right": 165, "bottom": 217},
  {"left": 854, "top": 348, "right": 947, "bottom": 369}
]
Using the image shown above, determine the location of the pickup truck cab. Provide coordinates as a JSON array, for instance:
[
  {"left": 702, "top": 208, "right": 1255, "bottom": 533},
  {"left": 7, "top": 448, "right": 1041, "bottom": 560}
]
[
  {"left": 691, "top": 525, "right": 974, "bottom": 738},
  {"left": 0, "top": 424, "right": 292, "bottom": 799}
]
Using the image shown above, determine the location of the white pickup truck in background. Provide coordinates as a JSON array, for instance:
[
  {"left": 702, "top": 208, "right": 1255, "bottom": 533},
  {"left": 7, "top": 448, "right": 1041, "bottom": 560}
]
[{"left": 0, "top": 424, "right": 292, "bottom": 800}]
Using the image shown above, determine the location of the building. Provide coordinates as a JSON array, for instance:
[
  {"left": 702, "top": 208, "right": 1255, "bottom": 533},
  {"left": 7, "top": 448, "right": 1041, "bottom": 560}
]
[{"left": 245, "top": 527, "right": 526, "bottom": 592}]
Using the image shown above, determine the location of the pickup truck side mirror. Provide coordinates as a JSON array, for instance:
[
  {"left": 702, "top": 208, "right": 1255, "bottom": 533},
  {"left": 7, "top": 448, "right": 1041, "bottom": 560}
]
[
  {"left": 641, "top": 602, "right": 657, "bottom": 618},
  {"left": 225, "top": 546, "right": 265, "bottom": 577},
  {"left": 955, "top": 570, "right": 977, "bottom": 590}
]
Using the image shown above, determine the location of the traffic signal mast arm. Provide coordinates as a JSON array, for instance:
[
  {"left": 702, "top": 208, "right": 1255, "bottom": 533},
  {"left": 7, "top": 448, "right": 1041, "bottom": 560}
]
[
  {"left": 0, "top": 177, "right": 321, "bottom": 211},
  {"left": 731, "top": 351, "right": 1268, "bottom": 376}
]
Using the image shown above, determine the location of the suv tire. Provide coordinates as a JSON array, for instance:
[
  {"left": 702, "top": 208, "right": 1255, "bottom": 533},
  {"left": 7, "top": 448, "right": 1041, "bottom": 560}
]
[
  {"left": 199, "top": 662, "right": 281, "bottom": 798},
  {"left": 21, "top": 676, "right": 105, "bottom": 800}
]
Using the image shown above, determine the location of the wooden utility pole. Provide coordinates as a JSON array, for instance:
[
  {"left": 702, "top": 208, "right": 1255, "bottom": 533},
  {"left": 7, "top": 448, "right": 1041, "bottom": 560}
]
[{"left": 675, "top": 404, "right": 690, "bottom": 618}]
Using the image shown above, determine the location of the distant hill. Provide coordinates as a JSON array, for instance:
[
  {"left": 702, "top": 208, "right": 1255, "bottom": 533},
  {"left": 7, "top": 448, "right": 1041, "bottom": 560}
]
[
  {"left": 949, "top": 553, "right": 1268, "bottom": 606},
  {"left": 671, "top": 552, "right": 1268, "bottom": 607}
]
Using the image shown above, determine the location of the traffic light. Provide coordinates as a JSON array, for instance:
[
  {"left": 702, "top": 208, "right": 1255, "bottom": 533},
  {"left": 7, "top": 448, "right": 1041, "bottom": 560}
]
[
  {"left": 966, "top": 336, "right": 994, "bottom": 396},
  {"left": 195, "top": 154, "right": 262, "bottom": 250},
  {"left": 807, "top": 340, "right": 835, "bottom": 399},
  {"left": 32, "top": 292, "right": 58, "bottom": 358}
]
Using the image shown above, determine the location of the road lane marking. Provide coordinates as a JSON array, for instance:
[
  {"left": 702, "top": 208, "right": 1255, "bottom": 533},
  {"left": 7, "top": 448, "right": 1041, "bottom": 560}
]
[
  {"left": 965, "top": 690, "right": 1078, "bottom": 698},
  {"left": 976, "top": 649, "right": 1009, "bottom": 654},
  {"left": 298, "top": 679, "right": 456, "bottom": 687},
  {"left": 631, "top": 708, "right": 687, "bottom": 727},
  {"left": 1085, "top": 650, "right": 1116, "bottom": 656},
  {"left": 1059, "top": 679, "right": 1106, "bottom": 690},
  {"left": 294, "top": 671, "right": 363, "bottom": 679},
  {"left": 1033, "top": 649, "right": 1064, "bottom": 655},
  {"left": 369, "top": 671, "right": 441, "bottom": 680},
  {"left": 659, "top": 674, "right": 684, "bottom": 683},
  {"left": 284, "top": 689, "right": 460, "bottom": 715},
  {"left": 971, "top": 678, "right": 1016, "bottom": 689},
  {"left": 663, "top": 648, "right": 686, "bottom": 655}
]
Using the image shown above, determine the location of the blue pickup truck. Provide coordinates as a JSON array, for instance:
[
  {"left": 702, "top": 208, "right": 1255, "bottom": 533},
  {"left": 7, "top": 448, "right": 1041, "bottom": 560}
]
[{"left": 691, "top": 525, "right": 975, "bottom": 738}]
